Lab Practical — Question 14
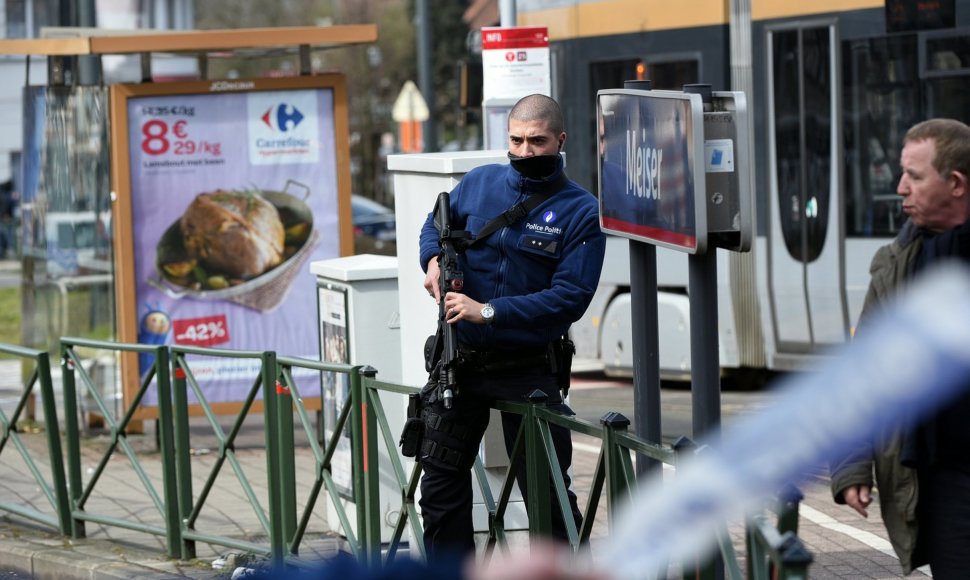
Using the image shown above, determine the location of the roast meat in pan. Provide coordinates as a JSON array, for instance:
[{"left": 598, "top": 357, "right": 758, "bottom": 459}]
[{"left": 180, "top": 190, "right": 285, "bottom": 280}]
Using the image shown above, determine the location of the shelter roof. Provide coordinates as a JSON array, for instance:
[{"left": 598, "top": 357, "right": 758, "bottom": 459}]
[{"left": 0, "top": 25, "right": 377, "bottom": 56}]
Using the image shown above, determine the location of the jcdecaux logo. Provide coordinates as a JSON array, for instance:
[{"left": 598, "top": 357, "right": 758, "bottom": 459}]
[{"left": 261, "top": 103, "right": 304, "bottom": 132}]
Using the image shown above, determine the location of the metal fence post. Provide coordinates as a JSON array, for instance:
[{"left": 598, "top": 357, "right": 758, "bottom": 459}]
[
  {"left": 777, "top": 532, "right": 813, "bottom": 580},
  {"left": 352, "top": 366, "right": 380, "bottom": 566},
  {"left": 672, "top": 437, "right": 705, "bottom": 580},
  {"left": 35, "top": 351, "right": 71, "bottom": 535},
  {"left": 524, "top": 390, "right": 552, "bottom": 539},
  {"left": 152, "top": 346, "right": 182, "bottom": 558},
  {"left": 776, "top": 484, "right": 804, "bottom": 536},
  {"left": 261, "top": 351, "right": 285, "bottom": 567},
  {"left": 600, "top": 411, "right": 631, "bottom": 531},
  {"left": 275, "top": 363, "right": 297, "bottom": 552},
  {"left": 60, "top": 344, "right": 85, "bottom": 539},
  {"left": 170, "top": 354, "right": 196, "bottom": 560}
]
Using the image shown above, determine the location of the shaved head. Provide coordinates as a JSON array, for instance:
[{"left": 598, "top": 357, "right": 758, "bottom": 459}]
[{"left": 508, "top": 94, "right": 564, "bottom": 136}]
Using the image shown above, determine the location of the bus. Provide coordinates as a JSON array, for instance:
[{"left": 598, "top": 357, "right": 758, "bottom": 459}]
[{"left": 515, "top": 0, "right": 970, "bottom": 381}]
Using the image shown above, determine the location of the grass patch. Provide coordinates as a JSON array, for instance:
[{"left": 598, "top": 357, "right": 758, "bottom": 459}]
[
  {"left": 0, "top": 284, "right": 114, "bottom": 358},
  {"left": 0, "top": 286, "right": 21, "bottom": 353}
]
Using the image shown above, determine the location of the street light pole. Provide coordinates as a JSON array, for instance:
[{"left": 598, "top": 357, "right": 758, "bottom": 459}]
[
  {"left": 416, "top": 0, "right": 437, "bottom": 152},
  {"left": 78, "top": 0, "right": 99, "bottom": 85}
]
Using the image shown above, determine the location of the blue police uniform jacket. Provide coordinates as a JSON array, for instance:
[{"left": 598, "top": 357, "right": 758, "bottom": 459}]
[{"left": 419, "top": 156, "right": 607, "bottom": 350}]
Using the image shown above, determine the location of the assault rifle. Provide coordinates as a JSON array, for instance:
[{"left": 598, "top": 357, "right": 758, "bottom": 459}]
[{"left": 431, "top": 191, "right": 471, "bottom": 409}]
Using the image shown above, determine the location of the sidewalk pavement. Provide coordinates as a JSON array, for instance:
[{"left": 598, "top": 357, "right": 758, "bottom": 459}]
[{"left": 0, "top": 421, "right": 344, "bottom": 579}]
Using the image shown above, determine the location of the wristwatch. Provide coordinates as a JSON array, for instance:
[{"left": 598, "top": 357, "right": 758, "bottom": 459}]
[{"left": 481, "top": 303, "right": 495, "bottom": 325}]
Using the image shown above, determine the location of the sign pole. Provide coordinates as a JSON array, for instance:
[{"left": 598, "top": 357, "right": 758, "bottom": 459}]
[
  {"left": 683, "top": 83, "right": 722, "bottom": 441},
  {"left": 684, "top": 82, "right": 723, "bottom": 580},
  {"left": 623, "top": 79, "right": 662, "bottom": 476}
]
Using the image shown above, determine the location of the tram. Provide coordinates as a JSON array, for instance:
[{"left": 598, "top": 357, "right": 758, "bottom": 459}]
[{"left": 516, "top": 0, "right": 970, "bottom": 380}]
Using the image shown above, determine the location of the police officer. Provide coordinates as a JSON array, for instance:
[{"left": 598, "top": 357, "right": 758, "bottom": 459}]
[{"left": 418, "top": 94, "right": 607, "bottom": 560}]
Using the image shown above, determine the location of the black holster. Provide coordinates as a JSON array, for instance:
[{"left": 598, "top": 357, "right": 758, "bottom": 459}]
[
  {"left": 553, "top": 337, "right": 575, "bottom": 397},
  {"left": 399, "top": 393, "right": 424, "bottom": 457},
  {"left": 424, "top": 332, "right": 442, "bottom": 373}
]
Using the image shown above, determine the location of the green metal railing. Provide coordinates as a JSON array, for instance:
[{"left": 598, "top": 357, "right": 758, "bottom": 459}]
[
  {"left": 354, "top": 372, "right": 422, "bottom": 564},
  {"left": 274, "top": 355, "right": 371, "bottom": 567},
  {"left": 60, "top": 337, "right": 181, "bottom": 556},
  {"left": 169, "top": 345, "right": 283, "bottom": 563},
  {"left": 0, "top": 344, "right": 70, "bottom": 533},
  {"left": 357, "top": 376, "right": 812, "bottom": 579},
  {"left": 745, "top": 487, "right": 812, "bottom": 580},
  {"left": 0, "top": 339, "right": 812, "bottom": 578}
]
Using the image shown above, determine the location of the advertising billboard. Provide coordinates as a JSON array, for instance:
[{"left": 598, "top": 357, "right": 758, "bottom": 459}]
[
  {"left": 597, "top": 89, "right": 706, "bottom": 253},
  {"left": 109, "top": 75, "right": 353, "bottom": 415}
]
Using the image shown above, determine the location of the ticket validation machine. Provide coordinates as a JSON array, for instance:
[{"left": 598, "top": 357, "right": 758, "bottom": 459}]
[{"left": 698, "top": 89, "right": 753, "bottom": 252}]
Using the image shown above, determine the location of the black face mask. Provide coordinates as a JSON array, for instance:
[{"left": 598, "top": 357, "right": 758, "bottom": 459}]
[{"left": 508, "top": 152, "right": 561, "bottom": 180}]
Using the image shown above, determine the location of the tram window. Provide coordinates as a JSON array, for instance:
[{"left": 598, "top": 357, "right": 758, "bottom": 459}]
[
  {"left": 771, "top": 27, "right": 832, "bottom": 263},
  {"left": 645, "top": 59, "right": 699, "bottom": 90},
  {"left": 923, "top": 34, "right": 970, "bottom": 122},
  {"left": 925, "top": 35, "right": 970, "bottom": 72},
  {"left": 842, "top": 35, "right": 919, "bottom": 238},
  {"left": 590, "top": 59, "right": 641, "bottom": 92}
]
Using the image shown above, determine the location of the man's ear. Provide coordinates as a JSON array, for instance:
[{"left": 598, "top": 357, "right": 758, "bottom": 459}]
[{"left": 952, "top": 171, "right": 969, "bottom": 197}]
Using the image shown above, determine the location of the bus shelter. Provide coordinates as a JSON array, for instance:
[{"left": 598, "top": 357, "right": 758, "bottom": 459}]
[{"left": 0, "top": 24, "right": 376, "bottom": 424}]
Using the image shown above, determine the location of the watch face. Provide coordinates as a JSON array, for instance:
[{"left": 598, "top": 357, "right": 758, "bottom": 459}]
[{"left": 482, "top": 304, "right": 495, "bottom": 320}]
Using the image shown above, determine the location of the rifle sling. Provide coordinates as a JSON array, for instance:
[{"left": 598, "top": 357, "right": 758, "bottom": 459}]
[{"left": 469, "top": 176, "right": 564, "bottom": 247}]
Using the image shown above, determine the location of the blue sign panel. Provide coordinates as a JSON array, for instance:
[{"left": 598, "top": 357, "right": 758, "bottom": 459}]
[{"left": 597, "top": 90, "right": 706, "bottom": 253}]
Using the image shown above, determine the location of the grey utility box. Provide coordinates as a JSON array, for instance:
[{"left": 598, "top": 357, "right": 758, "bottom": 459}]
[{"left": 310, "top": 253, "right": 403, "bottom": 544}]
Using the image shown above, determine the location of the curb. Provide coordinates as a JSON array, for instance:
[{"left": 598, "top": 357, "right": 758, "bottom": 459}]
[{"left": 0, "top": 521, "right": 223, "bottom": 579}]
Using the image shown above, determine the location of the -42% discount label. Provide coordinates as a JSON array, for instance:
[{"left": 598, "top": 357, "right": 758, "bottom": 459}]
[{"left": 173, "top": 315, "right": 231, "bottom": 347}]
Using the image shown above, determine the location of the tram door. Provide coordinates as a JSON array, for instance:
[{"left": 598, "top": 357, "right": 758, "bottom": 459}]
[{"left": 765, "top": 21, "right": 849, "bottom": 355}]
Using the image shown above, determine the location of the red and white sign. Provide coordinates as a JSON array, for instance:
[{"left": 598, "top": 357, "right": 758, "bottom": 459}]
[
  {"left": 172, "top": 314, "right": 231, "bottom": 347},
  {"left": 481, "top": 26, "right": 550, "bottom": 101}
]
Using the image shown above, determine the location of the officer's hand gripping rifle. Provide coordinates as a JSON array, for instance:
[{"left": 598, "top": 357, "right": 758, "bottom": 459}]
[{"left": 432, "top": 192, "right": 471, "bottom": 409}]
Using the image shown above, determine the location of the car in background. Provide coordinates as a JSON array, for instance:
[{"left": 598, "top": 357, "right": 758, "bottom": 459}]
[{"left": 351, "top": 194, "right": 396, "bottom": 255}]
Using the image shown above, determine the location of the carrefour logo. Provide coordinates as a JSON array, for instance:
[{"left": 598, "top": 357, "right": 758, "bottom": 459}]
[
  {"left": 248, "top": 91, "right": 319, "bottom": 165},
  {"left": 261, "top": 103, "right": 304, "bottom": 132}
]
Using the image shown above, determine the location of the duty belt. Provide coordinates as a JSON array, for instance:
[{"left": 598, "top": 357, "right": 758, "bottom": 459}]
[{"left": 458, "top": 343, "right": 556, "bottom": 374}]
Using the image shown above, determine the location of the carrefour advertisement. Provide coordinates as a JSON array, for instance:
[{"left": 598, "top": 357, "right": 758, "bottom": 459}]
[
  {"left": 597, "top": 89, "right": 706, "bottom": 254},
  {"left": 110, "top": 76, "right": 352, "bottom": 411}
]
